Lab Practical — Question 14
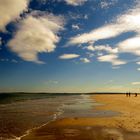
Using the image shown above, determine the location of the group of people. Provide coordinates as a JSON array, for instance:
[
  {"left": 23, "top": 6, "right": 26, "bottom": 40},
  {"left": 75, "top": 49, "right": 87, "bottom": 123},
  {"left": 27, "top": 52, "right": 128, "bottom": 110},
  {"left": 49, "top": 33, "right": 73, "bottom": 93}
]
[{"left": 126, "top": 92, "right": 138, "bottom": 97}]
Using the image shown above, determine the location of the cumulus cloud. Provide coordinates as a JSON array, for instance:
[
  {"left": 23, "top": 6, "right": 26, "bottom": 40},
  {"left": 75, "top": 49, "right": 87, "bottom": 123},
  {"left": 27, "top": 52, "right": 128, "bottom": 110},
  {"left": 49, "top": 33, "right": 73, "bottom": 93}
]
[
  {"left": 0, "top": 0, "right": 29, "bottom": 31},
  {"left": 80, "top": 57, "right": 90, "bottom": 63},
  {"left": 87, "top": 45, "right": 118, "bottom": 54},
  {"left": 118, "top": 36, "right": 140, "bottom": 56},
  {"left": 74, "top": 5, "right": 140, "bottom": 43},
  {"left": 137, "top": 68, "right": 140, "bottom": 71},
  {"left": 69, "top": 24, "right": 123, "bottom": 45},
  {"left": 98, "top": 54, "right": 127, "bottom": 66},
  {"left": 86, "top": 45, "right": 95, "bottom": 51},
  {"left": 68, "top": 2, "right": 140, "bottom": 46},
  {"left": 68, "top": 1, "right": 140, "bottom": 66},
  {"left": 95, "top": 45, "right": 118, "bottom": 54},
  {"left": 59, "top": 54, "right": 80, "bottom": 59},
  {"left": 64, "top": 0, "right": 87, "bottom": 6},
  {"left": 132, "top": 82, "right": 140, "bottom": 85},
  {"left": 136, "top": 61, "right": 140, "bottom": 65},
  {"left": 8, "top": 13, "right": 64, "bottom": 63}
]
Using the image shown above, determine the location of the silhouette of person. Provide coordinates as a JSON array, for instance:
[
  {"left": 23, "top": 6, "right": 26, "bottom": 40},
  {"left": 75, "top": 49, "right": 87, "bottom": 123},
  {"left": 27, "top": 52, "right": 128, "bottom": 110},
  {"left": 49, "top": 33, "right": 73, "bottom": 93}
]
[
  {"left": 135, "top": 93, "right": 137, "bottom": 97},
  {"left": 128, "top": 92, "right": 131, "bottom": 97}
]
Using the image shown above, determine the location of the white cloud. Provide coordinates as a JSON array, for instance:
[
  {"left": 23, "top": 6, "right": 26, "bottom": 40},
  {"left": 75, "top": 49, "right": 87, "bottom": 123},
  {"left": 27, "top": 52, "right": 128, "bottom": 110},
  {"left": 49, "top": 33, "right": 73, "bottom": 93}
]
[
  {"left": 68, "top": 1, "right": 140, "bottom": 66},
  {"left": 69, "top": 4, "right": 140, "bottom": 44},
  {"left": 137, "top": 68, "right": 140, "bottom": 71},
  {"left": 118, "top": 36, "right": 140, "bottom": 56},
  {"left": 59, "top": 54, "right": 80, "bottom": 59},
  {"left": 68, "top": 1, "right": 140, "bottom": 47},
  {"left": 0, "top": 0, "right": 29, "bottom": 31},
  {"left": 86, "top": 45, "right": 118, "bottom": 56},
  {"left": 80, "top": 58, "right": 90, "bottom": 63},
  {"left": 8, "top": 13, "right": 64, "bottom": 63},
  {"left": 136, "top": 61, "right": 140, "bottom": 65},
  {"left": 95, "top": 45, "right": 118, "bottom": 54},
  {"left": 72, "top": 24, "right": 80, "bottom": 30},
  {"left": 64, "top": 0, "right": 87, "bottom": 6},
  {"left": 98, "top": 54, "right": 127, "bottom": 66},
  {"left": 100, "top": 1, "right": 109, "bottom": 9},
  {"left": 87, "top": 45, "right": 95, "bottom": 51},
  {"left": 84, "top": 14, "right": 88, "bottom": 19},
  {"left": 132, "top": 82, "right": 140, "bottom": 85},
  {"left": 69, "top": 24, "right": 123, "bottom": 45},
  {"left": 100, "top": 0, "right": 118, "bottom": 9}
]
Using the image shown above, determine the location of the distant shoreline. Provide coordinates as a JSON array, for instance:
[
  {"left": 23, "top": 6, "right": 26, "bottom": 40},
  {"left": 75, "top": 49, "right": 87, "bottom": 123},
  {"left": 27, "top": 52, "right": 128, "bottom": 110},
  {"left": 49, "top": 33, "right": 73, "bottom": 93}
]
[{"left": 0, "top": 92, "right": 139, "bottom": 95}]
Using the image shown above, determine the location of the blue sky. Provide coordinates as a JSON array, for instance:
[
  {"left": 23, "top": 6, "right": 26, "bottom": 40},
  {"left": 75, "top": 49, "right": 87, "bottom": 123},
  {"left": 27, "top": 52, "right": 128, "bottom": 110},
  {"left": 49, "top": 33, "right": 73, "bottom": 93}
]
[{"left": 0, "top": 0, "right": 140, "bottom": 93}]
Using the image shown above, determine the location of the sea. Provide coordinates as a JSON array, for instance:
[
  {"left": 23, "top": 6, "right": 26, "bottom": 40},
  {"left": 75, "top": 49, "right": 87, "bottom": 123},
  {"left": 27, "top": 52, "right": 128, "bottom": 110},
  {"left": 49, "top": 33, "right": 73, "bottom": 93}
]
[{"left": 0, "top": 93, "right": 119, "bottom": 140}]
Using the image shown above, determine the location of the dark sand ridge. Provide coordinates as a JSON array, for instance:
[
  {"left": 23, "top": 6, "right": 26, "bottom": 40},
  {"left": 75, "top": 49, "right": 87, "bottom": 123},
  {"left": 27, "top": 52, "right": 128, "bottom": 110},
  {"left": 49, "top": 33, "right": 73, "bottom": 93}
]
[{"left": 21, "top": 94, "right": 140, "bottom": 140}]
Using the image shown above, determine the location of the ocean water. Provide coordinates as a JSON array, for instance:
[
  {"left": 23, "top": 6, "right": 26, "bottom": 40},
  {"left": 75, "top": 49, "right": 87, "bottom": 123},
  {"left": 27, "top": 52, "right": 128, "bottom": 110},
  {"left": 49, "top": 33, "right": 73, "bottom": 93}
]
[{"left": 0, "top": 93, "right": 119, "bottom": 140}]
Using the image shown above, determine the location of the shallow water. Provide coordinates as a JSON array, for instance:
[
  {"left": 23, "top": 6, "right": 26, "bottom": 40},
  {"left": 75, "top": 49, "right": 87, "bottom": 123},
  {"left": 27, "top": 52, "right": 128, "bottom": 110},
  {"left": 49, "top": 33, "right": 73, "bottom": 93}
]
[
  {"left": 0, "top": 93, "right": 119, "bottom": 140},
  {"left": 21, "top": 125, "right": 140, "bottom": 140}
]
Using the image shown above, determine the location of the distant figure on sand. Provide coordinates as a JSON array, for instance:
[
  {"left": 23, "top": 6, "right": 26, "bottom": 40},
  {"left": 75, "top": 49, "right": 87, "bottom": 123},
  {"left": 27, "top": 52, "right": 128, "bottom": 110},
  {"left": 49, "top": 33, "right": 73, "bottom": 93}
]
[
  {"left": 135, "top": 93, "right": 138, "bottom": 97},
  {"left": 126, "top": 92, "right": 131, "bottom": 97}
]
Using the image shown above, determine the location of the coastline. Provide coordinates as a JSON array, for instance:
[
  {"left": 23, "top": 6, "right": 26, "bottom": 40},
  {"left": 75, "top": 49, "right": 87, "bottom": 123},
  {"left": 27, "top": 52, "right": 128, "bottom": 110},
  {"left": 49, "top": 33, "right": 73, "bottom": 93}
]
[{"left": 21, "top": 94, "right": 140, "bottom": 140}]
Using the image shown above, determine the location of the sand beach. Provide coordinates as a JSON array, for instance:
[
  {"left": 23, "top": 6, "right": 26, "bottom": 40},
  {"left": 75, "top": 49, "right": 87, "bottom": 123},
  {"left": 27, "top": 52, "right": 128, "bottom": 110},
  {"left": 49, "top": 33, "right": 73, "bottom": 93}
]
[{"left": 21, "top": 94, "right": 140, "bottom": 140}]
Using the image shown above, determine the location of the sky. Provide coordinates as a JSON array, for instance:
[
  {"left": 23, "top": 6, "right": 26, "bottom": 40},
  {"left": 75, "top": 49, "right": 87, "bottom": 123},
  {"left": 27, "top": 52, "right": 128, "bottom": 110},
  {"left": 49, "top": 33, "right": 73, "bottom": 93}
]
[{"left": 0, "top": 0, "right": 140, "bottom": 93}]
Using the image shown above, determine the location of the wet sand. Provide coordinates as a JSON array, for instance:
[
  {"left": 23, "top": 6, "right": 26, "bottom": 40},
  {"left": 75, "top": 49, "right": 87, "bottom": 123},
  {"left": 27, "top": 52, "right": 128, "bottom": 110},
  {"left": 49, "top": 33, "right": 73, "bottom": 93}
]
[{"left": 21, "top": 94, "right": 140, "bottom": 140}]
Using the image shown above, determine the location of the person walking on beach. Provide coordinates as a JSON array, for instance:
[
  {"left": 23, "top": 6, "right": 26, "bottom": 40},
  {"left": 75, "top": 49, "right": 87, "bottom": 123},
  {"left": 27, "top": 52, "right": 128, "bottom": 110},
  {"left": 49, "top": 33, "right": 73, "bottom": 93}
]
[
  {"left": 135, "top": 93, "right": 138, "bottom": 97},
  {"left": 128, "top": 92, "right": 131, "bottom": 97}
]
